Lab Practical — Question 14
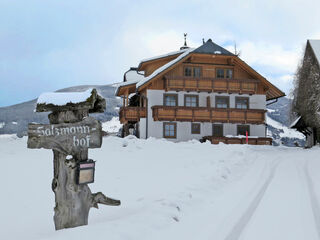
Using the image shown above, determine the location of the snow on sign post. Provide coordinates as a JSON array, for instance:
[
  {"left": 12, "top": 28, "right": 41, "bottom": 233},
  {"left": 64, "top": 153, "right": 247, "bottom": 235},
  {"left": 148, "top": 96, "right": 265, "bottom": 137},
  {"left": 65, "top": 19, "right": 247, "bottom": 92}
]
[{"left": 27, "top": 89, "right": 120, "bottom": 230}]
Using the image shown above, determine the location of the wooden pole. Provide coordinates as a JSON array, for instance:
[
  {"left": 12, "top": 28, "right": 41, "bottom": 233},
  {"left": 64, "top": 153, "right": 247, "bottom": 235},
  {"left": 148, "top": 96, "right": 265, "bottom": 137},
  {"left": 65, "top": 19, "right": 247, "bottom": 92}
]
[
  {"left": 49, "top": 110, "right": 120, "bottom": 230},
  {"left": 28, "top": 89, "right": 120, "bottom": 230}
]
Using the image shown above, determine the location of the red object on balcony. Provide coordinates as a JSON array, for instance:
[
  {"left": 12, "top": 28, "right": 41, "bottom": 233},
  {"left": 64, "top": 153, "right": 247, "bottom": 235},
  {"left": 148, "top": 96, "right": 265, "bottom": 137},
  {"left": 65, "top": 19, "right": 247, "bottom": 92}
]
[{"left": 246, "top": 131, "right": 248, "bottom": 144}]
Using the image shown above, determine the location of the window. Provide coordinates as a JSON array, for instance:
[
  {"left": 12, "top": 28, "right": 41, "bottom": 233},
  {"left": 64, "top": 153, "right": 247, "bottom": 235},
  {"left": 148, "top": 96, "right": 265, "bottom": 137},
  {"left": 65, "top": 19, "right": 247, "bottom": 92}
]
[
  {"left": 163, "top": 122, "right": 177, "bottom": 138},
  {"left": 184, "top": 95, "right": 199, "bottom": 107},
  {"left": 212, "top": 124, "right": 223, "bottom": 137},
  {"left": 193, "top": 67, "right": 201, "bottom": 77},
  {"left": 237, "top": 125, "right": 250, "bottom": 136},
  {"left": 164, "top": 94, "right": 178, "bottom": 106},
  {"left": 184, "top": 66, "right": 202, "bottom": 77},
  {"left": 235, "top": 97, "right": 249, "bottom": 109},
  {"left": 216, "top": 69, "right": 224, "bottom": 78},
  {"left": 191, "top": 123, "right": 201, "bottom": 134},
  {"left": 216, "top": 69, "right": 233, "bottom": 79},
  {"left": 226, "top": 69, "right": 233, "bottom": 79},
  {"left": 215, "top": 96, "right": 229, "bottom": 108},
  {"left": 184, "top": 67, "right": 192, "bottom": 77}
]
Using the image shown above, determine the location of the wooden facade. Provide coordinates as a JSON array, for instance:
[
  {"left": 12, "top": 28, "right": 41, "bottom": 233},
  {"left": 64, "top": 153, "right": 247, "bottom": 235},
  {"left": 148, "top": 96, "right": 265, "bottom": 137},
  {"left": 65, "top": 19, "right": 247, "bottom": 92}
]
[
  {"left": 152, "top": 106, "right": 265, "bottom": 124},
  {"left": 165, "top": 76, "right": 259, "bottom": 94}
]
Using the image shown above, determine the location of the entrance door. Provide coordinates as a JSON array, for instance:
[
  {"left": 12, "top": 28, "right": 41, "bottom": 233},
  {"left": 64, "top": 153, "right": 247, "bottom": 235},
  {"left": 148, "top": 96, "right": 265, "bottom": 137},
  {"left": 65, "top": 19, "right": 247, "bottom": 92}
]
[{"left": 212, "top": 124, "right": 223, "bottom": 137}]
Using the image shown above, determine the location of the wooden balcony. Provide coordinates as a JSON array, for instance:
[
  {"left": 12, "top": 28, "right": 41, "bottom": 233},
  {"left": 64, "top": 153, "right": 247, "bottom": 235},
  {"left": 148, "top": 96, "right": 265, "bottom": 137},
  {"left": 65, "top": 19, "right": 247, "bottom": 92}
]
[
  {"left": 119, "top": 107, "right": 146, "bottom": 123},
  {"left": 152, "top": 106, "right": 266, "bottom": 124},
  {"left": 202, "top": 136, "right": 272, "bottom": 145},
  {"left": 165, "top": 76, "right": 258, "bottom": 94}
]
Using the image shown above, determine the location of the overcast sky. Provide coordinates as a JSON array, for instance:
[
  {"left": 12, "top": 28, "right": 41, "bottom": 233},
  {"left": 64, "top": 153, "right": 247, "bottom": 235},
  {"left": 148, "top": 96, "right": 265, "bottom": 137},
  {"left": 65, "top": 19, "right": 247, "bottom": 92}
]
[{"left": 0, "top": 0, "right": 319, "bottom": 107}]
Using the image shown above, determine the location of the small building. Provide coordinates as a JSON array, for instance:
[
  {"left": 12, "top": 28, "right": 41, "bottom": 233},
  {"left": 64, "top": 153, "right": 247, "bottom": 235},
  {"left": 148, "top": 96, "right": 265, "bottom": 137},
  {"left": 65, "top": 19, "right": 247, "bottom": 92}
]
[
  {"left": 115, "top": 38, "right": 285, "bottom": 144},
  {"left": 290, "top": 116, "right": 315, "bottom": 148}
]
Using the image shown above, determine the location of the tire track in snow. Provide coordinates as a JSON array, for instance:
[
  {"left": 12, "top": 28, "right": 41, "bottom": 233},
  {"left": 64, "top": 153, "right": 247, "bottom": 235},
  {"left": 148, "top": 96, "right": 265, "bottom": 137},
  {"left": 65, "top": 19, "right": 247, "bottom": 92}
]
[
  {"left": 304, "top": 160, "right": 320, "bottom": 239},
  {"left": 223, "top": 160, "right": 279, "bottom": 240}
]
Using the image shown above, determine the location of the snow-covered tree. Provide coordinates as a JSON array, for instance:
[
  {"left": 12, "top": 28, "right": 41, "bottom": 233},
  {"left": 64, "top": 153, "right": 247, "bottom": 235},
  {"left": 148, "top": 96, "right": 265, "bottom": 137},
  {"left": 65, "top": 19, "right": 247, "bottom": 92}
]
[{"left": 292, "top": 40, "right": 320, "bottom": 142}]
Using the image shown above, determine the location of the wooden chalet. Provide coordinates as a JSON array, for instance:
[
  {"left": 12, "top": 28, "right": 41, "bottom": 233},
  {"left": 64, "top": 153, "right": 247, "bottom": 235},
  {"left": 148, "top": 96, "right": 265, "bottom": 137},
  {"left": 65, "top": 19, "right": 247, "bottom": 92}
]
[{"left": 115, "top": 38, "right": 285, "bottom": 144}]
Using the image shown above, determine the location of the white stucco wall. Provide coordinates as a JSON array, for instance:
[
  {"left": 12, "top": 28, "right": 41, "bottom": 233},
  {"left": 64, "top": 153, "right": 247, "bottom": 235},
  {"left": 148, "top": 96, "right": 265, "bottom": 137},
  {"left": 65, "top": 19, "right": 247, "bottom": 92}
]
[
  {"left": 141, "top": 89, "right": 266, "bottom": 141},
  {"left": 139, "top": 118, "right": 146, "bottom": 139}
]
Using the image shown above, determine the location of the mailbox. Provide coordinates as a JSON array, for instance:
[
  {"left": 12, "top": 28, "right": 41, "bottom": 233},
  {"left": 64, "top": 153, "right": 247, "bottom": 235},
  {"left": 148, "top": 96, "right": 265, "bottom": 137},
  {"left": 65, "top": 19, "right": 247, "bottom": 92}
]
[{"left": 77, "top": 160, "right": 95, "bottom": 185}]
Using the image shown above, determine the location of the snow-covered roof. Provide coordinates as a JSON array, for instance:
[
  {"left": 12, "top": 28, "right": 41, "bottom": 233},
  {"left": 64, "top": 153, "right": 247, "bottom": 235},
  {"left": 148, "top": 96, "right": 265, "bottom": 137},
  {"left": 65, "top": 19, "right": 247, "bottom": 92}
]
[
  {"left": 37, "top": 88, "right": 94, "bottom": 106},
  {"left": 114, "top": 80, "right": 138, "bottom": 96},
  {"left": 136, "top": 48, "right": 194, "bottom": 89},
  {"left": 309, "top": 40, "right": 320, "bottom": 65},
  {"left": 290, "top": 116, "right": 302, "bottom": 128},
  {"left": 114, "top": 69, "right": 145, "bottom": 95},
  {"left": 116, "top": 39, "right": 243, "bottom": 94},
  {"left": 140, "top": 48, "right": 189, "bottom": 64},
  {"left": 125, "top": 70, "right": 145, "bottom": 83}
]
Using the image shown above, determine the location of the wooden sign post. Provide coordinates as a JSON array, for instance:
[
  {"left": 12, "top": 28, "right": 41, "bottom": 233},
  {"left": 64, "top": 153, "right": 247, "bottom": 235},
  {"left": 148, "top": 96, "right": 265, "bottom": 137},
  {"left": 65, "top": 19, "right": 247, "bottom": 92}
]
[{"left": 27, "top": 89, "right": 120, "bottom": 230}]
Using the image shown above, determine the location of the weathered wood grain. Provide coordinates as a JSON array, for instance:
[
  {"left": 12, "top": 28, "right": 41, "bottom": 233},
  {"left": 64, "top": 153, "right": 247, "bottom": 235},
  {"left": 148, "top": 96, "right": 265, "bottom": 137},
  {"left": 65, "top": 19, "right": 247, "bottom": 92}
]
[
  {"left": 27, "top": 117, "right": 102, "bottom": 155},
  {"left": 27, "top": 89, "right": 120, "bottom": 230}
]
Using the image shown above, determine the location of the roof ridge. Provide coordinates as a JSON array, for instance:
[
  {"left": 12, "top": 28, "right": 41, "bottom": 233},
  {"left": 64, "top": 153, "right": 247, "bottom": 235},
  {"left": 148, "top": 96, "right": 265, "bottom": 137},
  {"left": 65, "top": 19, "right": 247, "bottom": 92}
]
[{"left": 193, "top": 39, "right": 234, "bottom": 56}]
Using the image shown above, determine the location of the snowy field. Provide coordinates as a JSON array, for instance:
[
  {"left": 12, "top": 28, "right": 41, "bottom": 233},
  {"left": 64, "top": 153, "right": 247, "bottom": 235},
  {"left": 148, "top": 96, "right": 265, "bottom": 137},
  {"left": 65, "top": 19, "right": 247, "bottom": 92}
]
[{"left": 1, "top": 135, "right": 320, "bottom": 240}]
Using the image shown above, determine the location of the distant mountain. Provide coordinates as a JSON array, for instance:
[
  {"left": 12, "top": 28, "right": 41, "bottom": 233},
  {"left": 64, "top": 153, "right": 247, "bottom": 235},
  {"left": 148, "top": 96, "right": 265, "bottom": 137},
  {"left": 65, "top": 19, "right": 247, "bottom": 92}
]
[
  {"left": 266, "top": 96, "right": 293, "bottom": 126},
  {"left": 266, "top": 97, "right": 305, "bottom": 147},
  {"left": 0, "top": 85, "right": 121, "bottom": 137}
]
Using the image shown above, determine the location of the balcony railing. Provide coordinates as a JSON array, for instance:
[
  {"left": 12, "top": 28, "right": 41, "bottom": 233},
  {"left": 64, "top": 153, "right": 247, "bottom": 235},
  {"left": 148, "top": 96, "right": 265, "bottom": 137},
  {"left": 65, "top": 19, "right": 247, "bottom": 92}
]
[
  {"left": 165, "top": 76, "right": 258, "bottom": 94},
  {"left": 152, "top": 106, "right": 266, "bottom": 124},
  {"left": 119, "top": 107, "right": 146, "bottom": 123},
  {"left": 202, "top": 136, "right": 272, "bottom": 145}
]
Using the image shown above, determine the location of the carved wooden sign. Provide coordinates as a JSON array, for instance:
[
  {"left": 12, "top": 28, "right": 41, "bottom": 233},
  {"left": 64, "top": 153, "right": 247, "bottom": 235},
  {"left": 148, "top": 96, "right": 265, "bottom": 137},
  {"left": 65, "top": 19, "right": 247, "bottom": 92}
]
[
  {"left": 28, "top": 117, "right": 102, "bottom": 154},
  {"left": 27, "top": 89, "right": 120, "bottom": 230}
]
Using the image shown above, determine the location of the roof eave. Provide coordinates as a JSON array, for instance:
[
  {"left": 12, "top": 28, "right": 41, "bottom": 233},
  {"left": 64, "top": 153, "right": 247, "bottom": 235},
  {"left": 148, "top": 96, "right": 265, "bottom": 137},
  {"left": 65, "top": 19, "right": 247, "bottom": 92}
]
[
  {"left": 266, "top": 93, "right": 286, "bottom": 101},
  {"left": 115, "top": 82, "right": 137, "bottom": 96}
]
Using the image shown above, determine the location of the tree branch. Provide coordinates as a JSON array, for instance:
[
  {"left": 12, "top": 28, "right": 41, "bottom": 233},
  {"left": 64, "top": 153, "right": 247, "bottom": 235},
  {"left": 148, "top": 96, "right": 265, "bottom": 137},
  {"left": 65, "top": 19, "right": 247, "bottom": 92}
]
[{"left": 91, "top": 192, "right": 121, "bottom": 209}]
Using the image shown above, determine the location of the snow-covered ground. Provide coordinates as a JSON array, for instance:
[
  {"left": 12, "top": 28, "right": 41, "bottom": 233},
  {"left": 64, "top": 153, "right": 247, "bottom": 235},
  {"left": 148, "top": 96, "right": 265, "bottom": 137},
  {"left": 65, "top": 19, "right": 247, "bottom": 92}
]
[
  {"left": 102, "top": 117, "right": 122, "bottom": 133},
  {"left": 1, "top": 135, "right": 320, "bottom": 240}
]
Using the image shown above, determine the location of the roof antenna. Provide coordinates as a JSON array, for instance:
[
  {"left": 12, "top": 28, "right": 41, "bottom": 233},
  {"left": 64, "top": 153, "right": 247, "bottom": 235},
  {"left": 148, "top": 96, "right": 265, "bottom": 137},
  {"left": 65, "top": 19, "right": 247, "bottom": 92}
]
[
  {"left": 180, "top": 33, "right": 189, "bottom": 50},
  {"left": 234, "top": 41, "right": 241, "bottom": 56}
]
